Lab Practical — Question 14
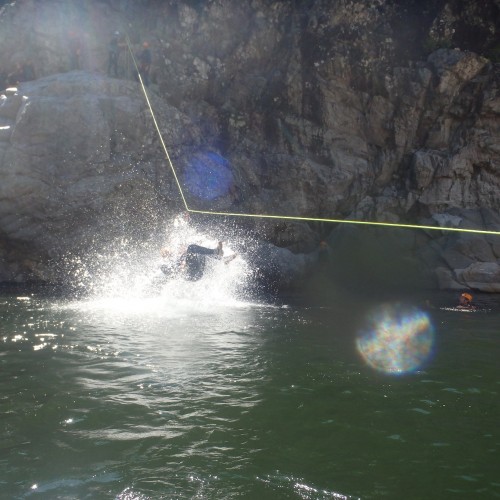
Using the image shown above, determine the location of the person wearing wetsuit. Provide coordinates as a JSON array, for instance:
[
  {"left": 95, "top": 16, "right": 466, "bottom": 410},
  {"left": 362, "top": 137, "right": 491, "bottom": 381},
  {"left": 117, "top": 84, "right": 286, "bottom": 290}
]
[
  {"left": 457, "top": 292, "right": 476, "bottom": 310},
  {"left": 108, "top": 32, "right": 122, "bottom": 77},
  {"left": 138, "top": 42, "right": 152, "bottom": 86},
  {"left": 160, "top": 242, "right": 223, "bottom": 281}
]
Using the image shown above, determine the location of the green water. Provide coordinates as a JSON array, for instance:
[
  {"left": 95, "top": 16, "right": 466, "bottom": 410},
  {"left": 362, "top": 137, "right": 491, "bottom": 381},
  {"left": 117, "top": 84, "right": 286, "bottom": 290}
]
[{"left": 1, "top": 290, "right": 499, "bottom": 499}]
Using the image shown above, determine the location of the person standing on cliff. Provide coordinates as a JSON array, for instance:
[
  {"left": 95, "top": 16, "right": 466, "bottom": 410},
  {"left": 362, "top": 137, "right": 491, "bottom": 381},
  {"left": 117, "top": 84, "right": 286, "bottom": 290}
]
[
  {"left": 317, "top": 240, "right": 332, "bottom": 267},
  {"left": 108, "top": 32, "right": 123, "bottom": 77},
  {"left": 22, "top": 60, "right": 36, "bottom": 81},
  {"left": 6, "top": 63, "right": 23, "bottom": 86},
  {"left": 137, "top": 41, "right": 151, "bottom": 86}
]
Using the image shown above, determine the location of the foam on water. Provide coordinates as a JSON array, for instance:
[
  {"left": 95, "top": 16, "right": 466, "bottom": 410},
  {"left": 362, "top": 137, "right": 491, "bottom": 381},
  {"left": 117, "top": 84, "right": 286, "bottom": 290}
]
[{"left": 62, "top": 216, "right": 257, "bottom": 317}]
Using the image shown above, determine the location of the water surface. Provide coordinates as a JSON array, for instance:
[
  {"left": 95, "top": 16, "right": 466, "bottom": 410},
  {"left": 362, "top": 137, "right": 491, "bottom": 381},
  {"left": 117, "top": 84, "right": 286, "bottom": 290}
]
[{"left": 1, "top": 288, "right": 499, "bottom": 499}]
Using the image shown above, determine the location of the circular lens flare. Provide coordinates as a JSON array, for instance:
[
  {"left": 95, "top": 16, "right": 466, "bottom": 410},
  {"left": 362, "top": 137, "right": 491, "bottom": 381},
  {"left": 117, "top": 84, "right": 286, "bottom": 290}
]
[
  {"left": 356, "top": 304, "right": 434, "bottom": 375},
  {"left": 183, "top": 151, "right": 233, "bottom": 200}
]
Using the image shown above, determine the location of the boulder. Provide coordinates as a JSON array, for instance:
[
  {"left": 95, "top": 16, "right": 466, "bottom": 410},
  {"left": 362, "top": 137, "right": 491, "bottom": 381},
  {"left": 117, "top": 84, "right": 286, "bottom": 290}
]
[
  {"left": 0, "top": 72, "right": 200, "bottom": 282},
  {"left": 435, "top": 266, "right": 463, "bottom": 291},
  {"left": 248, "top": 241, "right": 318, "bottom": 290},
  {"left": 456, "top": 262, "right": 500, "bottom": 292}
]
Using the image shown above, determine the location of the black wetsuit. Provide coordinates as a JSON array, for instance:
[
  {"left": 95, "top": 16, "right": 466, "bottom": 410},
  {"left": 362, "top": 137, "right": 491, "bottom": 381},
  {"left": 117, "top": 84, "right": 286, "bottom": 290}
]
[
  {"left": 183, "top": 244, "right": 221, "bottom": 281},
  {"left": 161, "top": 244, "right": 221, "bottom": 282}
]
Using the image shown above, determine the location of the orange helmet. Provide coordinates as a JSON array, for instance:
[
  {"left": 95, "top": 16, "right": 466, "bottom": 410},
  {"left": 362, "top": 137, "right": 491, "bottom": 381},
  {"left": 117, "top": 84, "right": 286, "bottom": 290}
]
[{"left": 461, "top": 293, "right": 473, "bottom": 302}]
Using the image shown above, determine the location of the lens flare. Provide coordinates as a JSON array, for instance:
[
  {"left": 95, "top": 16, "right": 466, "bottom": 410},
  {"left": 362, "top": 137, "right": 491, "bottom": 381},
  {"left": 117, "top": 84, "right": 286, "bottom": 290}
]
[
  {"left": 183, "top": 151, "right": 233, "bottom": 200},
  {"left": 356, "top": 304, "right": 434, "bottom": 375}
]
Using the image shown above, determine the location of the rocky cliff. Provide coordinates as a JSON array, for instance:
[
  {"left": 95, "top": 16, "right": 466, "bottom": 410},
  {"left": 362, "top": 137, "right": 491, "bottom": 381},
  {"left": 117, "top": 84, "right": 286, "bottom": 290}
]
[{"left": 0, "top": 0, "right": 499, "bottom": 291}]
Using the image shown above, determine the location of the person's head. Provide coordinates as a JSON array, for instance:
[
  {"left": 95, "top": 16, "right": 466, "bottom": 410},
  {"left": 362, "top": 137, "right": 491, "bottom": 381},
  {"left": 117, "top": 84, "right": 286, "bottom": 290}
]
[
  {"left": 143, "top": 41, "right": 149, "bottom": 48},
  {"left": 459, "top": 292, "right": 473, "bottom": 305},
  {"left": 319, "top": 240, "right": 328, "bottom": 249}
]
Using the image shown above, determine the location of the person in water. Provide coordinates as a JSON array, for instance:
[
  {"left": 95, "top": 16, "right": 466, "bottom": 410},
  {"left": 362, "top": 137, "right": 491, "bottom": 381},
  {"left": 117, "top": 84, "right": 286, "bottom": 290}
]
[
  {"left": 457, "top": 292, "right": 475, "bottom": 310},
  {"left": 317, "top": 240, "right": 332, "bottom": 267},
  {"left": 160, "top": 241, "right": 227, "bottom": 281}
]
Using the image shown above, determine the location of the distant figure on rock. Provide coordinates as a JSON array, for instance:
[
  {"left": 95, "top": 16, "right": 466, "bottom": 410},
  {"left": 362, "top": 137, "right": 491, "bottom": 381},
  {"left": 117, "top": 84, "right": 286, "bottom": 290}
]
[
  {"left": 6, "top": 63, "right": 23, "bottom": 86},
  {"left": 317, "top": 240, "right": 332, "bottom": 267},
  {"left": 108, "top": 31, "right": 123, "bottom": 77},
  {"left": 22, "top": 60, "right": 36, "bottom": 81},
  {"left": 137, "top": 41, "right": 151, "bottom": 86},
  {"left": 6, "top": 61, "right": 35, "bottom": 86}
]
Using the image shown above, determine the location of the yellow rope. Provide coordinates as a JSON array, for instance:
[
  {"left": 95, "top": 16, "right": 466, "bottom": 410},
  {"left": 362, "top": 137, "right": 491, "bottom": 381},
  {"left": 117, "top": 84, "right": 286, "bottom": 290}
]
[
  {"left": 187, "top": 209, "right": 500, "bottom": 235},
  {"left": 125, "top": 36, "right": 500, "bottom": 237},
  {"left": 125, "top": 35, "right": 189, "bottom": 211}
]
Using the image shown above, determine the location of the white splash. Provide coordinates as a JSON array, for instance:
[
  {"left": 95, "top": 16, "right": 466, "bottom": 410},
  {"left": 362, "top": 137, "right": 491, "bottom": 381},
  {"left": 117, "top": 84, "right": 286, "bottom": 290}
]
[{"left": 67, "top": 215, "right": 254, "bottom": 316}]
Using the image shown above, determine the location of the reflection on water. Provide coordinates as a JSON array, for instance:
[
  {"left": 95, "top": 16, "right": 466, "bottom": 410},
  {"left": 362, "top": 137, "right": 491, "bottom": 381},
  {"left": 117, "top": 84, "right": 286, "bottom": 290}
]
[{"left": 1, "top": 289, "right": 499, "bottom": 499}]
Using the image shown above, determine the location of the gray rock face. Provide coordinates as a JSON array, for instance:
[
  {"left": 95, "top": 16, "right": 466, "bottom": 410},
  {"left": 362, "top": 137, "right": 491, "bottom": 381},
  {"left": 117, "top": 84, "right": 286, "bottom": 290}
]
[
  {"left": 0, "top": 72, "right": 201, "bottom": 282},
  {"left": 0, "top": 0, "right": 499, "bottom": 291},
  {"left": 457, "top": 263, "right": 500, "bottom": 293}
]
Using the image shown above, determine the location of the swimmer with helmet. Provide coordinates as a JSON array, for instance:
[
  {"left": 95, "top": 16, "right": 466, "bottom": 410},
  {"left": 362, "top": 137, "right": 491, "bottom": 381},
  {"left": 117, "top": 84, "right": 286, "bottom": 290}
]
[{"left": 457, "top": 292, "right": 476, "bottom": 310}]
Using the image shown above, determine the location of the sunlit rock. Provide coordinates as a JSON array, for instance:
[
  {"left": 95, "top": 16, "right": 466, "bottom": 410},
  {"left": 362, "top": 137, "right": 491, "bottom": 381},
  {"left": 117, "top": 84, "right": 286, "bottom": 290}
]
[{"left": 0, "top": 72, "right": 200, "bottom": 282}]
